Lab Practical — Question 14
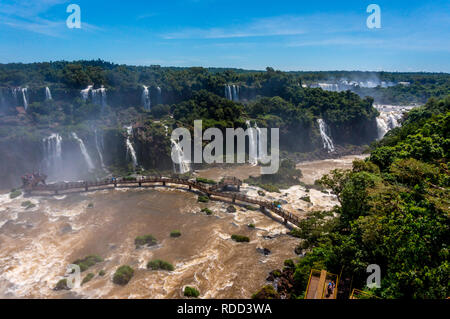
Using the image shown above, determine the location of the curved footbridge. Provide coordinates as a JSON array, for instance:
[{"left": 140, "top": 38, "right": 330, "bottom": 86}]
[{"left": 25, "top": 176, "right": 301, "bottom": 228}]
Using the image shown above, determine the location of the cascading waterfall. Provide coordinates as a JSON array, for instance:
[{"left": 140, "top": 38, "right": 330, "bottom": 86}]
[
  {"left": 43, "top": 133, "right": 63, "bottom": 178},
  {"left": 71, "top": 132, "right": 95, "bottom": 171},
  {"left": 80, "top": 85, "right": 93, "bottom": 101},
  {"left": 317, "top": 119, "right": 335, "bottom": 153},
  {"left": 92, "top": 86, "right": 107, "bottom": 109},
  {"left": 246, "top": 120, "right": 258, "bottom": 165},
  {"left": 21, "top": 88, "right": 28, "bottom": 110},
  {"left": 255, "top": 123, "right": 263, "bottom": 162},
  {"left": 11, "top": 88, "right": 18, "bottom": 104},
  {"left": 376, "top": 111, "right": 403, "bottom": 140},
  {"left": 125, "top": 126, "right": 138, "bottom": 168},
  {"left": 45, "top": 87, "right": 52, "bottom": 100},
  {"left": 170, "top": 138, "right": 191, "bottom": 174},
  {"left": 157, "top": 86, "right": 162, "bottom": 104},
  {"left": 225, "top": 85, "right": 239, "bottom": 101},
  {"left": 317, "top": 83, "right": 339, "bottom": 92},
  {"left": 94, "top": 129, "right": 107, "bottom": 172},
  {"left": 142, "top": 85, "right": 151, "bottom": 110},
  {"left": 232, "top": 85, "right": 239, "bottom": 101}
]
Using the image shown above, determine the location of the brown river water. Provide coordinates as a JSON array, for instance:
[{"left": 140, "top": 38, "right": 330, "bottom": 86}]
[{"left": 0, "top": 155, "right": 364, "bottom": 299}]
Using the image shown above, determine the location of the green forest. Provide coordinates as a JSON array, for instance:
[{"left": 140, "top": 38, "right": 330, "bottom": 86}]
[{"left": 255, "top": 96, "right": 449, "bottom": 299}]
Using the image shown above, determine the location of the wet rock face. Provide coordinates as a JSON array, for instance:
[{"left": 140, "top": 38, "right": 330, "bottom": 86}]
[
  {"left": 256, "top": 247, "right": 271, "bottom": 255},
  {"left": 60, "top": 223, "right": 72, "bottom": 234},
  {"left": 265, "top": 268, "right": 295, "bottom": 299},
  {"left": 226, "top": 205, "right": 236, "bottom": 213}
]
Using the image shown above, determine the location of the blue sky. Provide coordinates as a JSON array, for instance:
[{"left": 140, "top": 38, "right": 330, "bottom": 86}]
[{"left": 0, "top": 0, "right": 449, "bottom": 71}]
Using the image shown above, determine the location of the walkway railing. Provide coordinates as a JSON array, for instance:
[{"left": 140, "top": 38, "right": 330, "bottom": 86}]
[{"left": 26, "top": 176, "right": 301, "bottom": 227}]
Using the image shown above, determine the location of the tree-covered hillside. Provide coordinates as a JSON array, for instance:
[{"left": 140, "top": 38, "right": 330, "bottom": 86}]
[{"left": 256, "top": 96, "right": 449, "bottom": 299}]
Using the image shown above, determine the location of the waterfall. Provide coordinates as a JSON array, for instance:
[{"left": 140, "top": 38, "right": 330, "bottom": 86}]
[
  {"left": 157, "top": 86, "right": 162, "bottom": 104},
  {"left": 71, "top": 132, "right": 95, "bottom": 171},
  {"left": 255, "top": 123, "right": 263, "bottom": 162},
  {"left": 376, "top": 111, "right": 403, "bottom": 140},
  {"left": 125, "top": 126, "right": 138, "bottom": 168},
  {"left": 142, "top": 85, "right": 151, "bottom": 111},
  {"left": 21, "top": 88, "right": 28, "bottom": 110},
  {"left": 170, "top": 138, "right": 191, "bottom": 174},
  {"left": 92, "top": 86, "right": 107, "bottom": 109},
  {"left": 225, "top": 85, "right": 239, "bottom": 101},
  {"left": 94, "top": 129, "right": 107, "bottom": 172},
  {"left": 317, "top": 119, "right": 335, "bottom": 153},
  {"left": 45, "top": 87, "right": 52, "bottom": 100},
  {"left": 43, "top": 133, "right": 63, "bottom": 177},
  {"left": 12, "top": 88, "right": 18, "bottom": 103},
  {"left": 246, "top": 120, "right": 258, "bottom": 165},
  {"left": 80, "top": 85, "right": 93, "bottom": 101},
  {"left": 232, "top": 85, "right": 239, "bottom": 101},
  {"left": 317, "top": 83, "right": 339, "bottom": 92}
]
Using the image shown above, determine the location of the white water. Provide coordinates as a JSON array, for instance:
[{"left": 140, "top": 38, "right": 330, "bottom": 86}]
[
  {"left": 374, "top": 105, "right": 413, "bottom": 139},
  {"left": 225, "top": 85, "right": 239, "bottom": 101},
  {"left": 171, "top": 138, "right": 190, "bottom": 174},
  {"left": 94, "top": 129, "right": 107, "bottom": 172},
  {"left": 92, "top": 86, "right": 107, "bottom": 109},
  {"left": 317, "top": 119, "right": 335, "bottom": 153},
  {"left": 157, "top": 86, "right": 162, "bottom": 104},
  {"left": 255, "top": 123, "right": 263, "bottom": 162},
  {"left": 142, "top": 85, "right": 151, "bottom": 111},
  {"left": 21, "top": 88, "right": 28, "bottom": 110},
  {"left": 317, "top": 83, "right": 339, "bottom": 92},
  {"left": 246, "top": 120, "right": 258, "bottom": 165},
  {"left": 43, "top": 133, "right": 63, "bottom": 178},
  {"left": 45, "top": 87, "right": 52, "bottom": 100},
  {"left": 80, "top": 85, "right": 93, "bottom": 101},
  {"left": 71, "top": 133, "right": 95, "bottom": 171},
  {"left": 125, "top": 126, "right": 138, "bottom": 168},
  {"left": 11, "top": 88, "right": 18, "bottom": 102}
]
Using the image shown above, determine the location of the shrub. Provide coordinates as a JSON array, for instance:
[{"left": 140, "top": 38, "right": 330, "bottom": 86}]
[
  {"left": 21, "top": 201, "right": 32, "bottom": 207},
  {"left": 248, "top": 223, "right": 255, "bottom": 229},
  {"left": 198, "top": 195, "right": 209, "bottom": 203},
  {"left": 113, "top": 265, "right": 134, "bottom": 285},
  {"left": 300, "top": 196, "right": 311, "bottom": 203},
  {"left": 21, "top": 200, "right": 35, "bottom": 209},
  {"left": 170, "top": 230, "right": 181, "bottom": 238},
  {"left": 201, "top": 208, "right": 213, "bottom": 215},
  {"left": 184, "top": 286, "right": 200, "bottom": 298},
  {"left": 257, "top": 190, "right": 266, "bottom": 196},
  {"left": 231, "top": 234, "right": 250, "bottom": 243},
  {"left": 10, "top": 190, "right": 22, "bottom": 199},
  {"left": 98, "top": 270, "right": 106, "bottom": 276},
  {"left": 284, "top": 259, "right": 295, "bottom": 268},
  {"left": 87, "top": 203, "right": 94, "bottom": 208},
  {"left": 245, "top": 205, "right": 258, "bottom": 211},
  {"left": 73, "top": 255, "right": 103, "bottom": 272},
  {"left": 135, "top": 234, "right": 157, "bottom": 248},
  {"left": 81, "top": 273, "right": 95, "bottom": 285},
  {"left": 196, "top": 177, "right": 217, "bottom": 185},
  {"left": 147, "top": 259, "right": 174, "bottom": 271},
  {"left": 252, "top": 285, "right": 279, "bottom": 299},
  {"left": 260, "top": 184, "right": 280, "bottom": 193},
  {"left": 54, "top": 279, "right": 69, "bottom": 290}
]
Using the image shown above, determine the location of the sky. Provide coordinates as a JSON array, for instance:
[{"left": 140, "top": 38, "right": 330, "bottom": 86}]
[{"left": 0, "top": 0, "right": 449, "bottom": 72}]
